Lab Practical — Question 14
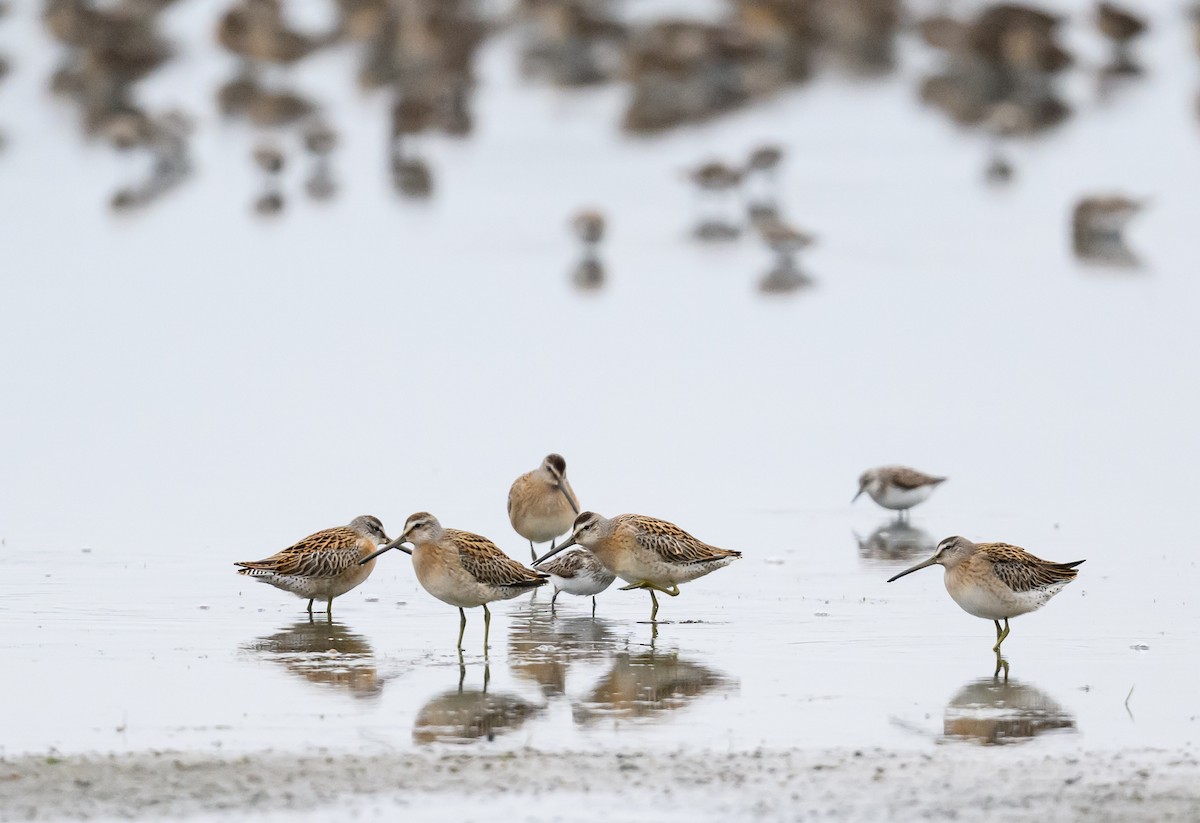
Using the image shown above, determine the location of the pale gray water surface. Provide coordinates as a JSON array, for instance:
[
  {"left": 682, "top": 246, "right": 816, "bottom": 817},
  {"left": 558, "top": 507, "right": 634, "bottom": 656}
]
[{"left": 2, "top": 0, "right": 1200, "bottom": 762}]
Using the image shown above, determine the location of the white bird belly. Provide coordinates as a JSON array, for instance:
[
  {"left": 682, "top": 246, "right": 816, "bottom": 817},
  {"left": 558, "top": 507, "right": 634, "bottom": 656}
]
[
  {"left": 244, "top": 564, "right": 372, "bottom": 602},
  {"left": 947, "top": 577, "right": 1066, "bottom": 620},
  {"left": 874, "top": 484, "right": 934, "bottom": 510},
  {"left": 551, "top": 571, "right": 613, "bottom": 597},
  {"left": 614, "top": 550, "right": 736, "bottom": 588}
]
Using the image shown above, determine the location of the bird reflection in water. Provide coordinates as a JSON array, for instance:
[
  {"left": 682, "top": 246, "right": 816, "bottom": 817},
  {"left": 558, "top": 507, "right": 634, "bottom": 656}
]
[
  {"left": 242, "top": 620, "right": 384, "bottom": 699},
  {"left": 573, "top": 649, "right": 732, "bottom": 726},
  {"left": 412, "top": 662, "right": 542, "bottom": 744},
  {"left": 943, "top": 677, "right": 1075, "bottom": 746},
  {"left": 507, "top": 602, "right": 617, "bottom": 698},
  {"left": 855, "top": 520, "right": 936, "bottom": 564}
]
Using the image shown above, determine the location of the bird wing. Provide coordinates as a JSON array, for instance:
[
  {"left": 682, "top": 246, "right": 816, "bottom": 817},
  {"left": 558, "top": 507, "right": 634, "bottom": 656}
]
[
  {"left": 536, "top": 548, "right": 589, "bottom": 578},
  {"left": 449, "top": 529, "right": 547, "bottom": 588},
  {"left": 235, "top": 526, "right": 361, "bottom": 578},
  {"left": 984, "top": 543, "right": 1083, "bottom": 592},
  {"left": 624, "top": 515, "right": 741, "bottom": 564},
  {"left": 506, "top": 472, "right": 530, "bottom": 519},
  {"left": 887, "top": 467, "right": 946, "bottom": 489}
]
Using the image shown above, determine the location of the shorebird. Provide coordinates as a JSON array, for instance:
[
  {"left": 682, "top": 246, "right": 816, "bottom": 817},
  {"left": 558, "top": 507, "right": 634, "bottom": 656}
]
[
  {"left": 536, "top": 512, "right": 740, "bottom": 622},
  {"left": 302, "top": 117, "right": 338, "bottom": 200},
  {"left": 1096, "top": 3, "right": 1146, "bottom": 50},
  {"left": 252, "top": 142, "right": 285, "bottom": 215},
  {"left": 744, "top": 144, "right": 783, "bottom": 216},
  {"left": 887, "top": 536, "right": 1084, "bottom": 652},
  {"left": 508, "top": 454, "right": 581, "bottom": 562},
  {"left": 1072, "top": 195, "right": 1143, "bottom": 243},
  {"left": 572, "top": 209, "right": 605, "bottom": 247},
  {"left": 570, "top": 210, "right": 606, "bottom": 290},
  {"left": 854, "top": 466, "right": 946, "bottom": 518},
  {"left": 235, "top": 515, "right": 390, "bottom": 618},
  {"left": 754, "top": 214, "right": 815, "bottom": 257},
  {"left": 535, "top": 548, "right": 615, "bottom": 616},
  {"left": 361, "top": 513, "right": 547, "bottom": 650},
  {"left": 688, "top": 161, "right": 743, "bottom": 241}
]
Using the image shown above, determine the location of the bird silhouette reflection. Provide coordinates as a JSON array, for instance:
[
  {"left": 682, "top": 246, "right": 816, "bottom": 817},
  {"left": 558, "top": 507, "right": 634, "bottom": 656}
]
[
  {"left": 242, "top": 619, "right": 383, "bottom": 698},
  {"left": 943, "top": 676, "right": 1075, "bottom": 745},
  {"left": 573, "top": 648, "right": 732, "bottom": 725},
  {"left": 412, "top": 661, "right": 542, "bottom": 744}
]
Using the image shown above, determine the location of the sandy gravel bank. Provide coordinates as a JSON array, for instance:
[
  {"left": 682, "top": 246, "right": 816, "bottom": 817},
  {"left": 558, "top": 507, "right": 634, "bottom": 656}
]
[{"left": 2, "top": 747, "right": 1198, "bottom": 821}]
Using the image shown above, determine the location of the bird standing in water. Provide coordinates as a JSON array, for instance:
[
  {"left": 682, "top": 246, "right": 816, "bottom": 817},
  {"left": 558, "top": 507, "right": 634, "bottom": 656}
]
[
  {"left": 536, "top": 512, "right": 740, "bottom": 622},
  {"left": 236, "top": 515, "right": 390, "bottom": 618},
  {"left": 887, "top": 535, "right": 1084, "bottom": 653},
  {"left": 508, "top": 454, "right": 581, "bottom": 562},
  {"left": 362, "top": 512, "right": 547, "bottom": 650},
  {"left": 854, "top": 466, "right": 946, "bottom": 519}
]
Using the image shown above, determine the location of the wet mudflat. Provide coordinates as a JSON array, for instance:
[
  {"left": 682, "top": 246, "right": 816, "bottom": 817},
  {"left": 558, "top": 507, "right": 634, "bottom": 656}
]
[{"left": 2, "top": 0, "right": 1200, "bottom": 818}]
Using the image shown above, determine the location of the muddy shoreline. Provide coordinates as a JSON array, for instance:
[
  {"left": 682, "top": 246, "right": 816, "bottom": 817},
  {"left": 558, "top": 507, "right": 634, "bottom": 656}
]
[{"left": 3, "top": 747, "right": 1198, "bottom": 821}]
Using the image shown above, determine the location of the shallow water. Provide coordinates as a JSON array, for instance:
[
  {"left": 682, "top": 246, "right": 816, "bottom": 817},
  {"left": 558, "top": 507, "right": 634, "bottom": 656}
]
[{"left": 2, "top": 1, "right": 1200, "bottom": 761}]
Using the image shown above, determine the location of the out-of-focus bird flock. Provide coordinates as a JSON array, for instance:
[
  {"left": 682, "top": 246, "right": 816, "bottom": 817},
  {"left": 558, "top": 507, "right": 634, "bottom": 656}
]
[{"left": 0, "top": 0, "right": 1186, "bottom": 283}]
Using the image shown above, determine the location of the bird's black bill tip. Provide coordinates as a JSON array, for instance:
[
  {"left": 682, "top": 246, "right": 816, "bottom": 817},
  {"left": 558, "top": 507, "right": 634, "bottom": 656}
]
[
  {"left": 886, "top": 556, "right": 937, "bottom": 583},
  {"left": 534, "top": 537, "right": 576, "bottom": 566}
]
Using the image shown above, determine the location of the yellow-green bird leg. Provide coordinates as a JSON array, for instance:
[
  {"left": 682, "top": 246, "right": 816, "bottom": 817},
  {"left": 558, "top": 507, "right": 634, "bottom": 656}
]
[{"left": 992, "top": 619, "right": 1011, "bottom": 653}]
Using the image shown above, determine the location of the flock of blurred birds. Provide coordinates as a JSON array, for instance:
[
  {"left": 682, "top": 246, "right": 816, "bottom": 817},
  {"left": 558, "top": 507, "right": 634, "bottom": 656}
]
[{"left": 0, "top": 0, "right": 1188, "bottom": 287}]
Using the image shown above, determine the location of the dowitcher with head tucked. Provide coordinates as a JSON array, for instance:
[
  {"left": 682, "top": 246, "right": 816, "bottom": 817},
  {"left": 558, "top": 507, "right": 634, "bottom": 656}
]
[
  {"left": 854, "top": 465, "right": 946, "bottom": 518},
  {"left": 536, "top": 513, "right": 740, "bottom": 622},
  {"left": 535, "top": 548, "right": 615, "bottom": 616},
  {"left": 888, "top": 536, "right": 1084, "bottom": 652},
  {"left": 508, "top": 454, "right": 581, "bottom": 561},
  {"left": 362, "top": 513, "right": 547, "bottom": 650},
  {"left": 235, "top": 515, "right": 390, "bottom": 618}
]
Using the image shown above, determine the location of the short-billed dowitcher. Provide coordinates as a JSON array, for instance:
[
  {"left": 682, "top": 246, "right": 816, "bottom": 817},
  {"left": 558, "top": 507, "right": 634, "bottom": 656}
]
[
  {"left": 536, "top": 512, "right": 740, "bottom": 622},
  {"left": 854, "top": 465, "right": 946, "bottom": 518},
  {"left": 887, "top": 536, "right": 1084, "bottom": 652},
  {"left": 235, "top": 515, "right": 390, "bottom": 618},
  {"left": 534, "top": 547, "right": 615, "bottom": 616},
  {"left": 508, "top": 454, "right": 581, "bottom": 561},
  {"left": 361, "top": 513, "right": 547, "bottom": 650}
]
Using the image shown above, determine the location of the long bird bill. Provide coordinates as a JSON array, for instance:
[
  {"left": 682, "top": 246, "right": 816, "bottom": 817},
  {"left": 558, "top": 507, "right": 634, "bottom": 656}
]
[
  {"left": 359, "top": 533, "right": 414, "bottom": 565},
  {"left": 559, "top": 482, "right": 580, "bottom": 515},
  {"left": 533, "top": 534, "right": 577, "bottom": 566},
  {"left": 851, "top": 487, "right": 864, "bottom": 502},
  {"left": 886, "top": 555, "right": 939, "bottom": 583}
]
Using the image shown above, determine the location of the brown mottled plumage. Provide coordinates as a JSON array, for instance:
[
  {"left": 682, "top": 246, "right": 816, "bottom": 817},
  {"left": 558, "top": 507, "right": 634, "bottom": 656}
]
[
  {"left": 362, "top": 512, "right": 546, "bottom": 650},
  {"left": 888, "top": 536, "right": 1084, "bottom": 652},
  {"left": 535, "top": 512, "right": 740, "bottom": 622},
  {"left": 236, "top": 515, "right": 390, "bottom": 618}
]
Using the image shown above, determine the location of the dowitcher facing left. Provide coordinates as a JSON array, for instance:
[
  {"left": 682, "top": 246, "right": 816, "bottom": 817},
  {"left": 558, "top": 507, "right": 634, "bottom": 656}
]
[
  {"left": 236, "top": 515, "right": 390, "bottom": 618},
  {"left": 887, "top": 536, "right": 1084, "bottom": 652},
  {"left": 854, "top": 465, "right": 946, "bottom": 518},
  {"left": 362, "top": 513, "right": 547, "bottom": 650},
  {"left": 535, "top": 547, "right": 615, "bottom": 616},
  {"left": 536, "top": 512, "right": 741, "bottom": 622},
  {"left": 508, "top": 454, "right": 581, "bottom": 561}
]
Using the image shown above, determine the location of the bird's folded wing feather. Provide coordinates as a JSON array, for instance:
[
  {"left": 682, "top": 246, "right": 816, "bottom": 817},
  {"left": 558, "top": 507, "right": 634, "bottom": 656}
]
[
  {"left": 888, "top": 467, "right": 944, "bottom": 489},
  {"left": 236, "top": 526, "right": 360, "bottom": 577},
  {"left": 629, "top": 516, "right": 740, "bottom": 563},
  {"left": 986, "top": 544, "right": 1079, "bottom": 591},
  {"left": 451, "top": 529, "right": 547, "bottom": 586}
]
